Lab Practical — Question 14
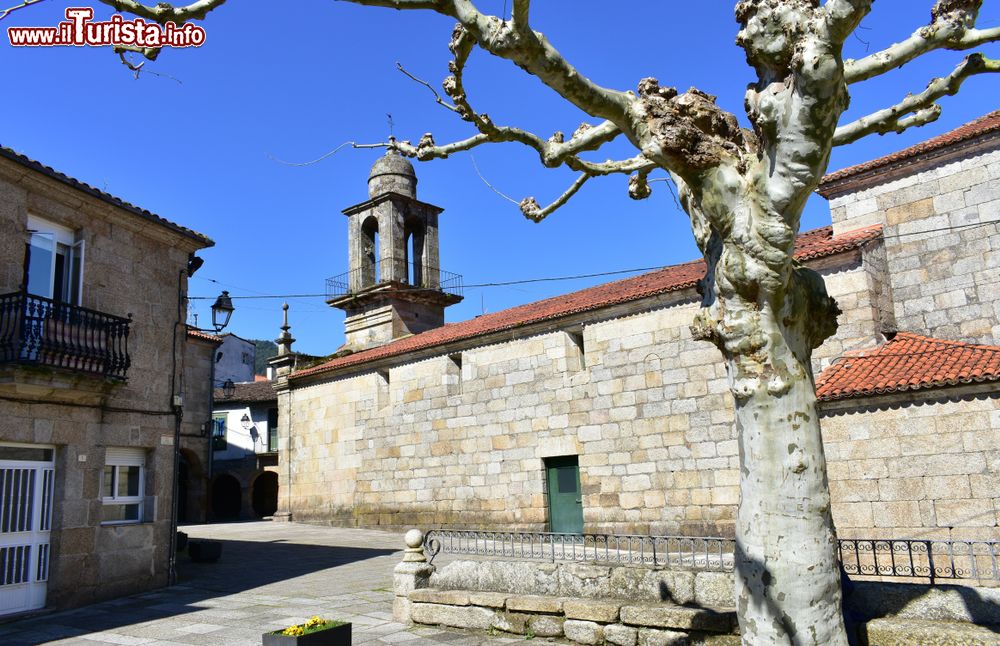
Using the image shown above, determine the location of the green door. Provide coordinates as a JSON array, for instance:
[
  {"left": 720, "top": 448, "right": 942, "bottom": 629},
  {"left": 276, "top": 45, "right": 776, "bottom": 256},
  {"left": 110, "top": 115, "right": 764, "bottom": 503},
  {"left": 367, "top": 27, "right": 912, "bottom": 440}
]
[{"left": 545, "top": 456, "right": 584, "bottom": 534}]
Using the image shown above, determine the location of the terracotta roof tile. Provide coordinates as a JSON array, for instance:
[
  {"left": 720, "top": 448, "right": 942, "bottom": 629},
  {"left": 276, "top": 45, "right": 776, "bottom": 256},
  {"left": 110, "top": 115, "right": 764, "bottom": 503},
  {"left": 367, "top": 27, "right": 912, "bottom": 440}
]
[
  {"left": 0, "top": 146, "right": 213, "bottom": 247},
  {"left": 816, "top": 332, "right": 1000, "bottom": 402},
  {"left": 186, "top": 328, "right": 223, "bottom": 344},
  {"left": 819, "top": 109, "right": 1000, "bottom": 191},
  {"left": 294, "top": 224, "right": 883, "bottom": 381},
  {"left": 214, "top": 380, "right": 277, "bottom": 404}
]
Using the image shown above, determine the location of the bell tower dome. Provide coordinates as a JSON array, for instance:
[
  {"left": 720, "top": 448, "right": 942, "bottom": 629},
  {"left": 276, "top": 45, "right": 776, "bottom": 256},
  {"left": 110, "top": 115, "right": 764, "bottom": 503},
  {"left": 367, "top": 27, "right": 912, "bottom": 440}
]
[{"left": 327, "top": 152, "right": 463, "bottom": 351}]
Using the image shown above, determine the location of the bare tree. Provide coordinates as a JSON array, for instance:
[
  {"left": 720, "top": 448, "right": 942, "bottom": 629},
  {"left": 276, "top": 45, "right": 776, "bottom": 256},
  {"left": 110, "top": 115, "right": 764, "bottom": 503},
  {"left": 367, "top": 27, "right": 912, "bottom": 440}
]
[{"left": 88, "top": 1, "right": 1000, "bottom": 643}]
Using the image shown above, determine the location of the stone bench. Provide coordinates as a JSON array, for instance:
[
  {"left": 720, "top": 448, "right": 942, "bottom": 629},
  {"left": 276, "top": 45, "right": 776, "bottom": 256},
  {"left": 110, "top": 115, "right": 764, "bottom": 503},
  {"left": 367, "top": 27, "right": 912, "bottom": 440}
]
[{"left": 407, "top": 588, "right": 739, "bottom": 645}]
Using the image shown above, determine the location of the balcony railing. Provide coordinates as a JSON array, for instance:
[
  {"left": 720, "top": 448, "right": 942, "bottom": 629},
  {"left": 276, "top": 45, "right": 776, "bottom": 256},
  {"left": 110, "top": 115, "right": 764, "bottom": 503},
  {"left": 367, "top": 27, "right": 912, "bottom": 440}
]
[
  {"left": 0, "top": 291, "right": 131, "bottom": 381},
  {"left": 326, "top": 257, "right": 463, "bottom": 301}
]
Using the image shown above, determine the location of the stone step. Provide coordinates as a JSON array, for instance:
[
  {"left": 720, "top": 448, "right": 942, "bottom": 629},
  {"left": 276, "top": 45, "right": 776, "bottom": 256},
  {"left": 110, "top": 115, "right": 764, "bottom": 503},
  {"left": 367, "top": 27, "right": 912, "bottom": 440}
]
[
  {"left": 861, "top": 618, "right": 1000, "bottom": 646},
  {"left": 620, "top": 603, "right": 736, "bottom": 633}
]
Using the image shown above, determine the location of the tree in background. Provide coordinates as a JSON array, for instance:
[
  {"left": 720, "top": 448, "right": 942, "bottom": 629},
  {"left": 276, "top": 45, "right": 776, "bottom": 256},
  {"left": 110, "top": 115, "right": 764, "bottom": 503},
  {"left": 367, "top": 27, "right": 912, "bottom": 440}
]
[
  {"left": 252, "top": 339, "right": 278, "bottom": 376},
  {"left": 25, "top": 0, "right": 1000, "bottom": 643}
]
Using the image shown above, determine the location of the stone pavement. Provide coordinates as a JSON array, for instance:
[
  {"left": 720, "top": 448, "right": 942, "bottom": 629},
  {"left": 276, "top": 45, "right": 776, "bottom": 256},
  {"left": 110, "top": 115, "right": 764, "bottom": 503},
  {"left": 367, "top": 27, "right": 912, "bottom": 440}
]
[{"left": 0, "top": 522, "right": 542, "bottom": 646}]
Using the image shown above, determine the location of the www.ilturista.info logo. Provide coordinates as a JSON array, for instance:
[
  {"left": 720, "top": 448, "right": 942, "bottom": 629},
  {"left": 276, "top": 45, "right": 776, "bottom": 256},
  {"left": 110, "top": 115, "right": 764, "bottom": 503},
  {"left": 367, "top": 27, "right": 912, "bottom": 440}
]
[{"left": 7, "top": 7, "right": 205, "bottom": 48}]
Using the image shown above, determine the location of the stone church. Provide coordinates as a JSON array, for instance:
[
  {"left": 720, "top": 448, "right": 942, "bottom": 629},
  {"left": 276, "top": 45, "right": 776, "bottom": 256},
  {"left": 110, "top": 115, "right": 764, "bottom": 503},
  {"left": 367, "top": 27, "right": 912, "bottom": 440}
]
[{"left": 271, "top": 110, "right": 1000, "bottom": 543}]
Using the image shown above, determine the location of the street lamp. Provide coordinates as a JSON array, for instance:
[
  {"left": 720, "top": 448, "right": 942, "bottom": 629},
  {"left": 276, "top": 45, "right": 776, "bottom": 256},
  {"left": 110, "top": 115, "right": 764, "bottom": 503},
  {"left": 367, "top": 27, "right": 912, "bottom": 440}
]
[
  {"left": 222, "top": 379, "right": 235, "bottom": 399},
  {"left": 240, "top": 413, "right": 252, "bottom": 430},
  {"left": 211, "top": 290, "right": 235, "bottom": 333}
]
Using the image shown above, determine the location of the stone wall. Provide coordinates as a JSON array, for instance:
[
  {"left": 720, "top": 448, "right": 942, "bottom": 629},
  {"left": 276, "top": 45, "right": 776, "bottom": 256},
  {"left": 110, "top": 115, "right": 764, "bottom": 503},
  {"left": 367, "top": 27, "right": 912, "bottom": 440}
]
[
  {"left": 0, "top": 156, "right": 211, "bottom": 610},
  {"left": 281, "top": 246, "right": 890, "bottom": 537},
  {"left": 179, "top": 337, "right": 216, "bottom": 524},
  {"left": 397, "top": 557, "right": 1000, "bottom": 644},
  {"left": 820, "top": 387, "right": 1000, "bottom": 542},
  {"left": 827, "top": 140, "right": 1000, "bottom": 344}
]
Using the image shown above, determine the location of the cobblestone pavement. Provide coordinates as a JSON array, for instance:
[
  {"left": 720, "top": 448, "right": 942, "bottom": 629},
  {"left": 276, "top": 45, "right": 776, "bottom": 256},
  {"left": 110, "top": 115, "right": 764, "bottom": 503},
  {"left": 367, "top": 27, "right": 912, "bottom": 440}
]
[{"left": 0, "top": 522, "right": 538, "bottom": 646}]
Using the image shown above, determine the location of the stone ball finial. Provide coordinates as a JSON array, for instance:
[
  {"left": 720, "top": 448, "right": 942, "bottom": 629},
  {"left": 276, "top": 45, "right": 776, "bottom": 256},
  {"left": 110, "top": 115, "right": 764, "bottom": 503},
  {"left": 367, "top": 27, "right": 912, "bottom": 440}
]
[
  {"left": 369, "top": 150, "right": 417, "bottom": 199},
  {"left": 404, "top": 528, "right": 424, "bottom": 549}
]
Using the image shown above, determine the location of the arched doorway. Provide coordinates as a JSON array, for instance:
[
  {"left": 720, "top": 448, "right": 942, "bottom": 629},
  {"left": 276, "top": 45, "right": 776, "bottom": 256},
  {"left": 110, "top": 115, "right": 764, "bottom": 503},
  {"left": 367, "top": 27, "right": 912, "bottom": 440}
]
[
  {"left": 211, "top": 473, "right": 241, "bottom": 520},
  {"left": 251, "top": 471, "right": 279, "bottom": 518},
  {"left": 178, "top": 448, "right": 206, "bottom": 523}
]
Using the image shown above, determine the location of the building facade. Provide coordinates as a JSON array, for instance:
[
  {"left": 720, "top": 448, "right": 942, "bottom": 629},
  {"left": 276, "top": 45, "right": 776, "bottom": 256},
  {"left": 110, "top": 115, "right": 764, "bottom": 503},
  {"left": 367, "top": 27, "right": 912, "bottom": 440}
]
[
  {"left": 274, "top": 113, "right": 1000, "bottom": 544},
  {"left": 209, "top": 380, "right": 280, "bottom": 521},
  {"left": 214, "top": 333, "right": 256, "bottom": 385},
  {"left": 0, "top": 147, "right": 215, "bottom": 615}
]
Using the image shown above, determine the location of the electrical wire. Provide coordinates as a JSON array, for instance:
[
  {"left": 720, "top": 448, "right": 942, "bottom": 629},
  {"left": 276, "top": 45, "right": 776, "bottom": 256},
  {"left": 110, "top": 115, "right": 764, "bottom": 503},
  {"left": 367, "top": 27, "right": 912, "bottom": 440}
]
[{"left": 186, "top": 218, "right": 999, "bottom": 302}]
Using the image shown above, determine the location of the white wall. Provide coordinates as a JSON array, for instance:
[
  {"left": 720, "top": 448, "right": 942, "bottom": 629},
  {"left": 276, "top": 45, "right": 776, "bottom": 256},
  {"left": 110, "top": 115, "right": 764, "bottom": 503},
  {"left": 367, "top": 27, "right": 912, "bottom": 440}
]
[
  {"left": 216, "top": 335, "right": 256, "bottom": 384},
  {"left": 212, "top": 404, "right": 273, "bottom": 461}
]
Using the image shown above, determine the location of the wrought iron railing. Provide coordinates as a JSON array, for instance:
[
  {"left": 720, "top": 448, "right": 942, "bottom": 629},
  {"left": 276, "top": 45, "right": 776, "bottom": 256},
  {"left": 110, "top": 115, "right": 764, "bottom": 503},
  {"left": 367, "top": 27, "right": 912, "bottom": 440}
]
[
  {"left": 0, "top": 291, "right": 131, "bottom": 380},
  {"left": 423, "top": 530, "right": 735, "bottom": 571},
  {"left": 839, "top": 538, "right": 1000, "bottom": 583},
  {"left": 422, "top": 530, "right": 1000, "bottom": 584},
  {"left": 326, "top": 257, "right": 463, "bottom": 300}
]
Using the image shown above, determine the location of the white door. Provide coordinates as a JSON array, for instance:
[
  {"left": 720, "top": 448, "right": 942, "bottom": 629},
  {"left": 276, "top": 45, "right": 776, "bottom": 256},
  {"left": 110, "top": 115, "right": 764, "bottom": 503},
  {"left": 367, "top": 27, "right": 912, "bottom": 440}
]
[{"left": 0, "top": 448, "right": 54, "bottom": 616}]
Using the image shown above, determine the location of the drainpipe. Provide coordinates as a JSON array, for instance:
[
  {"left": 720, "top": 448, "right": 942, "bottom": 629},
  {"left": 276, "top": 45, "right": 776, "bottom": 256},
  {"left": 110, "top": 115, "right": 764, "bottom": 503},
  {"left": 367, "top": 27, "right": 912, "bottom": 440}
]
[
  {"left": 167, "top": 270, "right": 184, "bottom": 586},
  {"left": 205, "top": 353, "right": 216, "bottom": 523}
]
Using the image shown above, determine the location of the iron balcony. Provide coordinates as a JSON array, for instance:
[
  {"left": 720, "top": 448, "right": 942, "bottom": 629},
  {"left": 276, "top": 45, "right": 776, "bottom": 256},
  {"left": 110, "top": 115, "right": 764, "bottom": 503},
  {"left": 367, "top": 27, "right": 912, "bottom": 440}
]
[{"left": 0, "top": 290, "right": 131, "bottom": 381}]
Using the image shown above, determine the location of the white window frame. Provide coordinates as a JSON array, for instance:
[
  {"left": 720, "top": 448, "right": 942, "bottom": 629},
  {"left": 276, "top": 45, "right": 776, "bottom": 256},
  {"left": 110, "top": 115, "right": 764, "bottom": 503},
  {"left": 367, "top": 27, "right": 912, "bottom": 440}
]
[
  {"left": 101, "top": 448, "right": 145, "bottom": 525},
  {"left": 26, "top": 215, "right": 85, "bottom": 306}
]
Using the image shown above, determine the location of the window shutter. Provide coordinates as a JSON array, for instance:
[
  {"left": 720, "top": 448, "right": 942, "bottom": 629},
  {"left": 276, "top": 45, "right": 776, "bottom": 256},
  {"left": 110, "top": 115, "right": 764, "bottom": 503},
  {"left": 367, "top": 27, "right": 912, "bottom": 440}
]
[{"left": 105, "top": 447, "right": 145, "bottom": 466}]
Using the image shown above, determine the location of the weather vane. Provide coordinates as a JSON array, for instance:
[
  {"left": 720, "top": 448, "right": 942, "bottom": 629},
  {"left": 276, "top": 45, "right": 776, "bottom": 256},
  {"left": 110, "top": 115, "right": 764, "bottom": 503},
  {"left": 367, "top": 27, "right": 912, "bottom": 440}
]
[{"left": 386, "top": 113, "right": 395, "bottom": 139}]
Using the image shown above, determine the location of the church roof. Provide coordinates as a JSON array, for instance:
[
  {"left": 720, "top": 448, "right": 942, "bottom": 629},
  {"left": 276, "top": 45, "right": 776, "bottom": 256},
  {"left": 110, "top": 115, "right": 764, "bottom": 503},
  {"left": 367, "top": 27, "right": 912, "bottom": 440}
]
[
  {"left": 292, "top": 224, "right": 883, "bottom": 381},
  {"left": 818, "top": 109, "right": 1000, "bottom": 195},
  {"left": 816, "top": 332, "right": 1000, "bottom": 402}
]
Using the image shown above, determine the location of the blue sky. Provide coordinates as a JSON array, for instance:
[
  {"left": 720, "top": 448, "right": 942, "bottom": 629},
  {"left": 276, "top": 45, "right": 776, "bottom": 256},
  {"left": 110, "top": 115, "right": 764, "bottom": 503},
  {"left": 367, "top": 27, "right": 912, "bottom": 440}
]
[{"left": 3, "top": 1, "right": 998, "bottom": 355}]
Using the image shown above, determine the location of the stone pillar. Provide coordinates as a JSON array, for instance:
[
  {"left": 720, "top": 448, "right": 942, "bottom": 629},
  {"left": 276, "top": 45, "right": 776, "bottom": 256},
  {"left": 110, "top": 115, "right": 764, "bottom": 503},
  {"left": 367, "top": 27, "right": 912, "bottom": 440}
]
[
  {"left": 269, "top": 303, "right": 296, "bottom": 523},
  {"left": 393, "top": 529, "right": 435, "bottom": 623}
]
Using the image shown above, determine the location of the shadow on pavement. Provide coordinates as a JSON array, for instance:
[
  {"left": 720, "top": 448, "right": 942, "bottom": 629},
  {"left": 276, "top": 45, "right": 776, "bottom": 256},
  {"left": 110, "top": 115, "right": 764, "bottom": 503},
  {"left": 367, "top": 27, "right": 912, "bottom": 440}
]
[
  {"left": 177, "top": 537, "right": 397, "bottom": 591},
  {"left": 0, "top": 537, "right": 398, "bottom": 645}
]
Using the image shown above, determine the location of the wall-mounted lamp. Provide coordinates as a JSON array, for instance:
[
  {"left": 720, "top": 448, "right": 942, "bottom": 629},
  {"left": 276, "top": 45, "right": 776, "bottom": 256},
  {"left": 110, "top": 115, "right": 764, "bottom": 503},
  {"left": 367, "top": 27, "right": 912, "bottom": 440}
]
[{"left": 222, "top": 379, "right": 235, "bottom": 399}]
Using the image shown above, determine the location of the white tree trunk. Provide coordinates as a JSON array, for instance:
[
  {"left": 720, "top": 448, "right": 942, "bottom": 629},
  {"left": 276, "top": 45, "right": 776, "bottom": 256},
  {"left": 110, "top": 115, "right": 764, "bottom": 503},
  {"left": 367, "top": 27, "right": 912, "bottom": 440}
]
[{"left": 731, "top": 343, "right": 846, "bottom": 645}]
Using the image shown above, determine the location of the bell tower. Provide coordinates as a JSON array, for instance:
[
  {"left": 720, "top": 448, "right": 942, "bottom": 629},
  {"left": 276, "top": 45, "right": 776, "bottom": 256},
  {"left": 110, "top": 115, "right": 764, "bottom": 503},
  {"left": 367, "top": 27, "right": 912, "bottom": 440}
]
[{"left": 328, "top": 151, "right": 463, "bottom": 350}]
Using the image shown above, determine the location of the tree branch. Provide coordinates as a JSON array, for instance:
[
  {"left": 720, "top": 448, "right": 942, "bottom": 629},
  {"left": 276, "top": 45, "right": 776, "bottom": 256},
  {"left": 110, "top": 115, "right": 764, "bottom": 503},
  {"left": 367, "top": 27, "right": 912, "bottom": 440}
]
[
  {"left": 834, "top": 53, "right": 1000, "bottom": 146},
  {"left": 845, "top": 1, "right": 1000, "bottom": 84},
  {"left": 511, "top": 0, "right": 529, "bottom": 32},
  {"left": 519, "top": 173, "right": 590, "bottom": 223},
  {"left": 390, "top": 31, "right": 625, "bottom": 172},
  {"left": 0, "top": 0, "right": 44, "bottom": 22},
  {"left": 823, "top": 0, "right": 873, "bottom": 43},
  {"left": 96, "top": 0, "right": 227, "bottom": 23},
  {"left": 337, "top": 0, "right": 633, "bottom": 125},
  {"left": 395, "top": 62, "right": 460, "bottom": 113},
  {"left": 113, "top": 44, "right": 161, "bottom": 62}
]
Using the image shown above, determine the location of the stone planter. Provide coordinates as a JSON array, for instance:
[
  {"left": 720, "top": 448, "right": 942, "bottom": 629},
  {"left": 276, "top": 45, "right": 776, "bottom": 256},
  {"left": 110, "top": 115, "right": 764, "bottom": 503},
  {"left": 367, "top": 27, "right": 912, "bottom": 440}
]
[
  {"left": 188, "top": 539, "right": 222, "bottom": 563},
  {"left": 262, "top": 623, "right": 351, "bottom": 646}
]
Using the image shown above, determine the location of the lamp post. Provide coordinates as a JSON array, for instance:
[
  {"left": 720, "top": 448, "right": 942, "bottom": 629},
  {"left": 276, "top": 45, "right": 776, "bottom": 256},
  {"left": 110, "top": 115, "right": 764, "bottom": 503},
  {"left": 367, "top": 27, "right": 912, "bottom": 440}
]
[
  {"left": 211, "top": 291, "right": 234, "bottom": 333},
  {"left": 170, "top": 288, "right": 237, "bottom": 586}
]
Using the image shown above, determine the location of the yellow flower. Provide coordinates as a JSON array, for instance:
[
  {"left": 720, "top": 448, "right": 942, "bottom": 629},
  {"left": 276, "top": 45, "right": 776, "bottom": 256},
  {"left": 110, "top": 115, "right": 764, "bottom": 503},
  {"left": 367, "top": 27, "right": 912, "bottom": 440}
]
[{"left": 278, "top": 616, "right": 329, "bottom": 637}]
